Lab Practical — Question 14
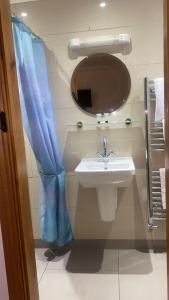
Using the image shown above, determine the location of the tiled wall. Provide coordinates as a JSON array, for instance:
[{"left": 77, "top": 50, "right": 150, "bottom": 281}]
[{"left": 12, "top": 0, "right": 165, "bottom": 241}]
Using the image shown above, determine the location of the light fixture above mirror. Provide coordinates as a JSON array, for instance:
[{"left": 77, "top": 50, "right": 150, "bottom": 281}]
[{"left": 68, "top": 34, "right": 132, "bottom": 59}]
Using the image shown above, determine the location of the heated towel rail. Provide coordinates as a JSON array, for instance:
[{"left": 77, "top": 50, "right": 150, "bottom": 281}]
[{"left": 144, "top": 78, "right": 166, "bottom": 230}]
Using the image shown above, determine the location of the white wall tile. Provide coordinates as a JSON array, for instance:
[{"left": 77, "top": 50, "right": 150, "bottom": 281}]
[
  {"left": 25, "top": 144, "right": 33, "bottom": 178},
  {"left": 31, "top": 208, "right": 41, "bottom": 239},
  {"left": 66, "top": 174, "right": 79, "bottom": 208},
  {"left": 28, "top": 177, "right": 42, "bottom": 210},
  {"left": 126, "top": 24, "right": 163, "bottom": 65},
  {"left": 127, "top": 63, "right": 164, "bottom": 103}
]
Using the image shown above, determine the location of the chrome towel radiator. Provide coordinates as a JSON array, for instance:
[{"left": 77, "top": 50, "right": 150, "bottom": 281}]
[{"left": 144, "top": 78, "right": 166, "bottom": 230}]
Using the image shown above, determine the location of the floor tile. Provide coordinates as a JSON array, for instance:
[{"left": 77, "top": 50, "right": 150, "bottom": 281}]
[
  {"left": 119, "top": 249, "right": 153, "bottom": 274},
  {"left": 85, "top": 273, "right": 119, "bottom": 300},
  {"left": 39, "top": 270, "right": 119, "bottom": 300},
  {"left": 119, "top": 250, "right": 167, "bottom": 300},
  {"left": 36, "top": 248, "right": 167, "bottom": 300},
  {"left": 100, "top": 249, "right": 118, "bottom": 273},
  {"left": 47, "top": 251, "right": 71, "bottom": 270},
  {"left": 39, "top": 270, "right": 90, "bottom": 300},
  {"left": 47, "top": 248, "right": 118, "bottom": 273},
  {"left": 35, "top": 249, "right": 48, "bottom": 282},
  {"left": 65, "top": 248, "right": 118, "bottom": 274}
]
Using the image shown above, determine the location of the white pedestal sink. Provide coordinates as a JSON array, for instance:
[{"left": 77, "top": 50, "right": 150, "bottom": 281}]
[{"left": 75, "top": 157, "right": 135, "bottom": 222}]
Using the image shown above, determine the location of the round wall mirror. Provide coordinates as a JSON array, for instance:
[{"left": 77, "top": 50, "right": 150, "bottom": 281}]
[{"left": 71, "top": 53, "right": 131, "bottom": 115}]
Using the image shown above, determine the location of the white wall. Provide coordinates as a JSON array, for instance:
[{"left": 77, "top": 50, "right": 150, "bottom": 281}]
[
  {"left": 12, "top": 0, "right": 165, "bottom": 242},
  {"left": 0, "top": 226, "right": 9, "bottom": 300}
]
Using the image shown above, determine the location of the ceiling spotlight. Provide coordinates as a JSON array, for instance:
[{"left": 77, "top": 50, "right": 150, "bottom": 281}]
[
  {"left": 100, "top": 2, "right": 106, "bottom": 7},
  {"left": 21, "top": 12, "right": 28, "bottom": 17}
]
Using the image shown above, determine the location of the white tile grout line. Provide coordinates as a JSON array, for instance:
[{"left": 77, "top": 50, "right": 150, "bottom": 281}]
[
  {"left": 118, "top": 249, "right": 121, "bottom": 300},
  {"left": 38, "top": 261, "right": 49, "bottom": 285}
]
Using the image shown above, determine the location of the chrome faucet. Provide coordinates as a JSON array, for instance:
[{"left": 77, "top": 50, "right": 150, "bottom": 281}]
[
  {"left": 97, "top": 137, "right": 114, "bottom": 159},
  {"left": 103, "top": 137, "right": 107, "bottom": 157}
]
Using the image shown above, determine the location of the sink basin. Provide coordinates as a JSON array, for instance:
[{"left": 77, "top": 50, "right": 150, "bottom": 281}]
[
  {"left": 75, "top": 157, "right": 135, "bottom": 187},
  {"left": 75, "top": 157, "right": 135, "bottom": 222}
]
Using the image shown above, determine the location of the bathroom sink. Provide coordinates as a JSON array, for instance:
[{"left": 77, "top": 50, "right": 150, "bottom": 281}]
[
  {"left": 75, "top": 157, "right": 135, "bottom": 222},
  {"left": 75, "top": 157, "right": 135, "bottom": 187}
]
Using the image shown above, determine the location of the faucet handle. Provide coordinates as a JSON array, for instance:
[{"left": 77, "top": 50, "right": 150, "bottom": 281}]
[
  {"left": 96, "top": 150, "right": 114, "bottom": 160},
  {"left": 106, "top": 150, "right": 114, "bottom": 158},
  {"left": 96, "top": 152, "right": 104, "bottom": 159}
]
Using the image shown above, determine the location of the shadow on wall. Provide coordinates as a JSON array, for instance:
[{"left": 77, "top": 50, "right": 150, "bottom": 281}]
[
  {"left": 45, "top": 46, "right": 71, "bottom": 88},
  {"left": 70, "top": 176, "right": 150, "bottom": 242},
  {"left": 66, "top": 177, "right": 153, "bottom": 275},
  {"left": 133, "top": 176, "right": 150, "bottom": 247}
]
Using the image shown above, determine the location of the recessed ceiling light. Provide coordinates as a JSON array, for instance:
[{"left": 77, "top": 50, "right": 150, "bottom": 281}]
[
  {"left": 100, "top": 2, "right": 106, "bottom": 7},
  {"left": 21, "top": 12, "right": 28, "bottom": 17}
]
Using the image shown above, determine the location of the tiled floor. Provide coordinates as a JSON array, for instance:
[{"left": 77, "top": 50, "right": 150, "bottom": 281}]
[{"left": 36, "top": 248, "right": 167, "bottom": 300}]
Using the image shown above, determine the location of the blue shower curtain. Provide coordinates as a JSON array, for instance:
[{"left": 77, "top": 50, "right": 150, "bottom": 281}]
[{"left": 12, "top": 17, "right": 73, "bottom": 246}]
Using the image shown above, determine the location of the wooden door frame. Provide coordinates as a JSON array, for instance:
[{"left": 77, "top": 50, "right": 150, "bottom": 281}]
[
  {"left": 0, "top": 0, "right": 39, "bottom": 299},
  {"left": 0, "top": 0, "right": 169, "bottom": 299}
]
